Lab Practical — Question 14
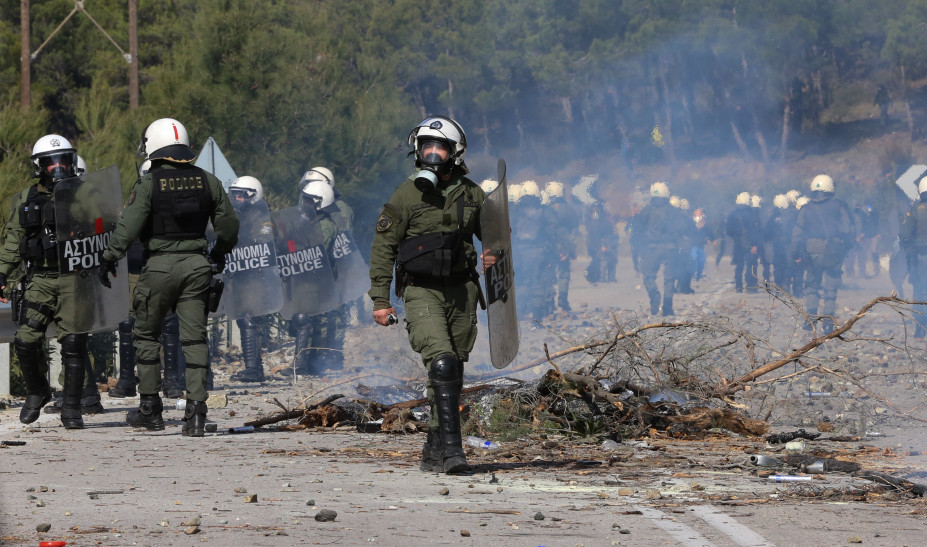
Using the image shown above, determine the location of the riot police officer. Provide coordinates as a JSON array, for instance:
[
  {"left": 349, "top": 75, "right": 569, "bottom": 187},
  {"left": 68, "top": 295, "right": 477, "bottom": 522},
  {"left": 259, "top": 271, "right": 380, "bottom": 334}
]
[
  {"left": 545, "top": 181, "right": 579, "bottom": 312},
  {"left": 369, "top": 115, "right": 486, "bottom": 474},
  {"left": 100, "top": 118, "right": 239, "bottom": 436},
  {"left": 899, "top": 177, "right": 927, "bottom": 336},
  {"left": 300, "top": 166, "right": 354, "bottom": 371},
  {"left": 726, "top": 192, "right": 762, "bottom": 293},
  {"left": 288, "top": 180, "right": 338, "bottom": 374},
  {"left": 791, "top": 175, "right": 853, "bottom": 334},
  {"left": 0, "top": 135, "right": 91, "bottom": 428},
  {"left": 629, "top": 182, "right": 692, "bottom": 316},
  {"left": 227, "top": 176, "right": 275, "bottom": 383}
]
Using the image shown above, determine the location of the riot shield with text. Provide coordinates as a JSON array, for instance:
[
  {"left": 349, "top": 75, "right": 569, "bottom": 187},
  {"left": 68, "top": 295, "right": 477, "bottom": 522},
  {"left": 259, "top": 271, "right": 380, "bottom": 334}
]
[
  {"left": 331, "top": 230, "right": 369, "bottom": 306},
  {"left": 55, "top": 166, "right": 130, "bottom": 333},
  {"left": 481, "top": 159, "right": 519, "bottom": 369},
  {"left": 272, "top": 206, "right": 339, "bottom": 320},
  {"left": 218, "top": 201, "right": 284, "bottom": 320}
]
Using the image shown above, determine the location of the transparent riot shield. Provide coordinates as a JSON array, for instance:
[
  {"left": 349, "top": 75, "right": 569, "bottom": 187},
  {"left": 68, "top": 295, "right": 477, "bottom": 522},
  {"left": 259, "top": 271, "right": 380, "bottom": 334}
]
[
  {"left": 55, "top": 166, "right": 130, "bottom": 333},
  {"left": 218, "top": 201, "right": 284, "bottom": 320},
  {"left": 0, "top": 301, "right": 15, "bottom": 343},
  {"left": 272, "top": 206, "right": 339, "bottom": 320},
  {"left": 481, "top": 159, "right": 519, "bottom": 369},
  {"left": 331, "top": 230, "right": 369, "bottom": 306}
]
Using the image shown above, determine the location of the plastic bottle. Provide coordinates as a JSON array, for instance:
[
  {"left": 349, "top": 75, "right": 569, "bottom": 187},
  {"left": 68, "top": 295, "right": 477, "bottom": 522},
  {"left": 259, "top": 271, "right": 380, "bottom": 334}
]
[
  {"left": 465, "top": 436, "right": 498, "bottom": 449},
  {"left": 768, "top": 475, "right": 812, "bottom": 482}
]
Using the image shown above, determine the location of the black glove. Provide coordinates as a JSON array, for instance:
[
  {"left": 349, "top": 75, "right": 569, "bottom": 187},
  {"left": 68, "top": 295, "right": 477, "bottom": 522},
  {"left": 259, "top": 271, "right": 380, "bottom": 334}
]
[
  {"left": 99, "top": 258, "right": 117, "bottom": 288},
  {"left": 0, "top": 272, "right": 7, "bottom": 291},
  {"left": 209, "top": 248, "right": 226, "bottom": 274}
]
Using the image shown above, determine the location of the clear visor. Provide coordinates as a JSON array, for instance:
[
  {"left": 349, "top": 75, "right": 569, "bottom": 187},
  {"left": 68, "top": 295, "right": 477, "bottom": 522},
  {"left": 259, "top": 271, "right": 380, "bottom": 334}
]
[
  {"left": 418, "top": 139, "right": 451, "bottom": 165},
  {"left": 230, "top": 187, "right": 257, "bottom": 201},
  {"left": 301, "top": 193, "right": 323, "bottom": 209},
  {"left": 38, "top": 152, "right": 74, "bottom": 174}
]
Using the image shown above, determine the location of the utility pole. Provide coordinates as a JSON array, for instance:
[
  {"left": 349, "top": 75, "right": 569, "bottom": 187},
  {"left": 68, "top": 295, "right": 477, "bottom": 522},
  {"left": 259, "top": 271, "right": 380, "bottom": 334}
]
[
  {"left": 20, "top": 0, "right": 30, "bottom": 107},
  {"left": 129, "top": 0, "right": 138, "bottom": 109}
]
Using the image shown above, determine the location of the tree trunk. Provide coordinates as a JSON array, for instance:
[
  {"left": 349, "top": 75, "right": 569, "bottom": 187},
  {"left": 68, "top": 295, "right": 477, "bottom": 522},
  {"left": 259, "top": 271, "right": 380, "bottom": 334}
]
[
  {"left": 901, "top": 65, "right": 914, "bottom": 137},
  {"left": 779, "top": 101, "right": 791, "bottom": 163}
]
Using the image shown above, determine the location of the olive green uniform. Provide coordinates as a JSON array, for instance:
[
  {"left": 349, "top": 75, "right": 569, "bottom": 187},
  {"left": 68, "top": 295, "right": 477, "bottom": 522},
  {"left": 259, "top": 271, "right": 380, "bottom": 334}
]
[
  {"left": 311, "top": 197, "right": 355, "bottom": 370},
  {"left": 0, "top": 184, "right": 83, "bottom": 342},
  {"left": 102, "top": 163, "right": 238, "bottom": 402}
]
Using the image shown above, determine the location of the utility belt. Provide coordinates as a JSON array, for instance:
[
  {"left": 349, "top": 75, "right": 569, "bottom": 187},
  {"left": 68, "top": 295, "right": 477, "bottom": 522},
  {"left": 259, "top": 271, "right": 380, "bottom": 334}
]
[{"left": 144, "top": 249, "right": 207, "bottom": 260}]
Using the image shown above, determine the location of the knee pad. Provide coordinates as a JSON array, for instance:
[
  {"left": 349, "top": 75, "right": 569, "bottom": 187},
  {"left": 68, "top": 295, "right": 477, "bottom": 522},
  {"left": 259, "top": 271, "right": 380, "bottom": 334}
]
[
  {"left": 428, "top": 353, "right": 459, "bottom": 382},
  {"left": 60, "top": 333, "right": 88, "bottom": 358},
  {"left": 237, "top": 317, "right": 256, "bottom": 329},
  {"left": 163, "top": 314, "right": 179, "bottom": 334},
  {"left": 118, "top": 318, "right": 134, "bottom": 337}
]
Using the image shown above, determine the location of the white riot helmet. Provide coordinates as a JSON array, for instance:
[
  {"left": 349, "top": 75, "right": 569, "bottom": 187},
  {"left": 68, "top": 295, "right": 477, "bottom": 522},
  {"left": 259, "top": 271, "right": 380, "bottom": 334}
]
[
  {"left": 521, "top": 180, "right": 541, "bottom": 202},
  {"left": 139, "top": 118, "right": 195, "bottom": 162},
  {"left": 735, "top": 191, "right": 751, "bottom": 206},
  {"left": 480, "top": 179, "right": 499, "bottom": 194},
  {"left": 919, "top": 176, "right": 927, "bottom": 195},
  {"left": 669, "top": 195, "right": 681, "bottom": 208},
  {"left": 229, "top": 176, "right": 264, "bottom": 205},
  {"left": 545, "top": 181, "right": 565, "bottom": 200},
  {"left": 138, "top": 159, "right": 152, "bottom": 177},
  {"left": 773, "top": 194, "right": 789, "bottom": 209},
  {"left": 751, "top": 195, "right": 762, "bottom": 208},
  {"left": 407, "top": 115, "right": 468, "bottom": 177},
  {"left": 679, "top": 198, "right": 690, "bottom": 210},
  {"left": 300, "top": 166, "right": 334, "bottom": 190},
  {"left": 650, "top": 181, "right": 670, "bottom": 198},
  {"left": 796, "top": 196, "right": 810, "bottom": 209},
  {"left": 31, "top": 134, "right": 77, "bottom": 184},
  {"left": 786, "top": 189, "right": 801, "bottom": 203},
  {"left": 301, "top": 179, "right": 335, "bottom": 210},
  {"left": 76, "top": 156, "right": 87, "bottom": 175},
  {"left": 810, "top": 174, "right": 834, "bottom": 194}
]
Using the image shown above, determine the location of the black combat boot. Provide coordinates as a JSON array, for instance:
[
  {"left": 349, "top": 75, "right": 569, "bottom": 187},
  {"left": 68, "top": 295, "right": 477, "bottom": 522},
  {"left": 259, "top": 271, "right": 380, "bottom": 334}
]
[
  {"left": 60, "top": 335, "right": 87, "bottom": 429},
  {"left": 110, "top": 319, "right": 137, "bottom": 398},
  {"left": 161, "top": 318, "right": 185, "bottom": 399},
  {"left": 429, "top": 354, "right": 468, "bottom": 474},
  {"left": 181, "top": 400, "right": 208, "bottom": 437},
  {"left": 80, "top": 356, "right": 104, "bottom": 414},
  {"left": 126, "top": 394, "right": 165, "bottom": 430},
  {"left": 15, "top": 338, "right": 51, "bottom": 424},
  {"left": 420, "top": 428, "right": 443, "bottom": 472},
  {"left": 291, "top": 314, "right": 317, "bottom": 374},
  {"left": 231, "top": 319, "right": 265, "bottom": 383}
]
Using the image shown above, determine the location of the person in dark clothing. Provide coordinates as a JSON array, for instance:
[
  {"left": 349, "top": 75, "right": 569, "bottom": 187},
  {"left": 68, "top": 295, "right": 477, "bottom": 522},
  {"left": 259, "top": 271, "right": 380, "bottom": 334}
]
[
  {"left": 791, "top": 175, "right": 853, "bottom": 335},
  {"left": 726, "top": 192, "right": 762, "bottom": 293},
  {"left": 629, "top": 182, "right": 692, "bottom": 316}
]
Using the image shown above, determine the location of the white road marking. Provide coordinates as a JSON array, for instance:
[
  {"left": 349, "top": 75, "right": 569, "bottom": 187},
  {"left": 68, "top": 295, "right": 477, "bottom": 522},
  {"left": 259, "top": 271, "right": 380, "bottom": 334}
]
[
  {"left": 633, "top": 505, "right": 715, "bottom": 547},
  {"left": 691, "top": 504, "right": 776, "bottom": 547}
]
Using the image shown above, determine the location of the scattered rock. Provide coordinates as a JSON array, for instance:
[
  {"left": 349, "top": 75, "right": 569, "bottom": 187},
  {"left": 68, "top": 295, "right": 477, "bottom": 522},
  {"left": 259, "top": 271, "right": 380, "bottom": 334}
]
[
  {"left": 36, "top": 500, "right": 45, "bottom": 507},
  {"left": 315, "top": 509, "right": 337, "bottom": 522},
  {"left": 234, "top": 487, "right": 247, "bottom": 494},
  {"left": 185, "top": 526, "right": 200, "bottom": 535},
  {"left": 460, "top": 529, "right": 471, "bottom": 537},
  {"left": 439, "top": 488, "right": 449, "bottom": 496},
  {"left": 306, "top": 499, "right": 315, "bottom": 506},
  {"left": 181, "top": 516, "right": 201, "bottom": 527},
  {"left": 620, "top": 529, "right": 631, "bottom": 535},
  {"left": 207, "top": 393, "right": 228, "bottom": 408},
  {"left": 617, "top": 488, "right": 635, "bottom": 496},
  {"left": 39, "top": 486, "right": 48, "bottom": 492},
  {"left": 848, "top": 537, "right": 862, "bottom": 544},
  {"left": 35, "top": 523, "right": 51, "bottom": 532},
  {"left": 534, "top": 512, "right": 545, "bottom": 520},
  {"left": 646, "top": 489, "right": 662, "bottom": 500},
  {"left": 817, "top": 422, "right": 835, "bottom": 433},
  {"left": 244, "top": 494, "right": 258, "bottom": 503}
]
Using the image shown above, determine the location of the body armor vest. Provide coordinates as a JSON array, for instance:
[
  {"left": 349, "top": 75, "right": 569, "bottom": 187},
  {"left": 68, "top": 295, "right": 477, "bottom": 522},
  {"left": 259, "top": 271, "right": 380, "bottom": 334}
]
[
  {"left": 149, "top": 165, "right": 214, "bottom": 240},
  {"left": 18, "top": 185, "right": 58, "bottom": 265},
  {"left": 913, "top": 203, "right": 927, "bottom": 252}
]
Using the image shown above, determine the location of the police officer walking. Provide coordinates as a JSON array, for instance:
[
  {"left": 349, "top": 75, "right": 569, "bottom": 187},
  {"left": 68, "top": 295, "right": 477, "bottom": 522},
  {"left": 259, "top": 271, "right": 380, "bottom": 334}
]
[
  {"left": 369, "top": 116, "right": 486, "bottom": 474},
  {"left": 100, "top": 118, "right": 239, "bottom": 436},
  {"left": 629, "top": 182, "right": 692, "bottom": 316},
  {"left": 0, "top": 135, "right": 92, "bottom": 428},
  {"left": 791, "top": 175, "right": 853, "bottom": 334},
  {"left": 899, "top": 177, "right": 927, "bottom": 337},
  {"left": 726, "top": 192, "right": 762, "bottom": 293}
]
